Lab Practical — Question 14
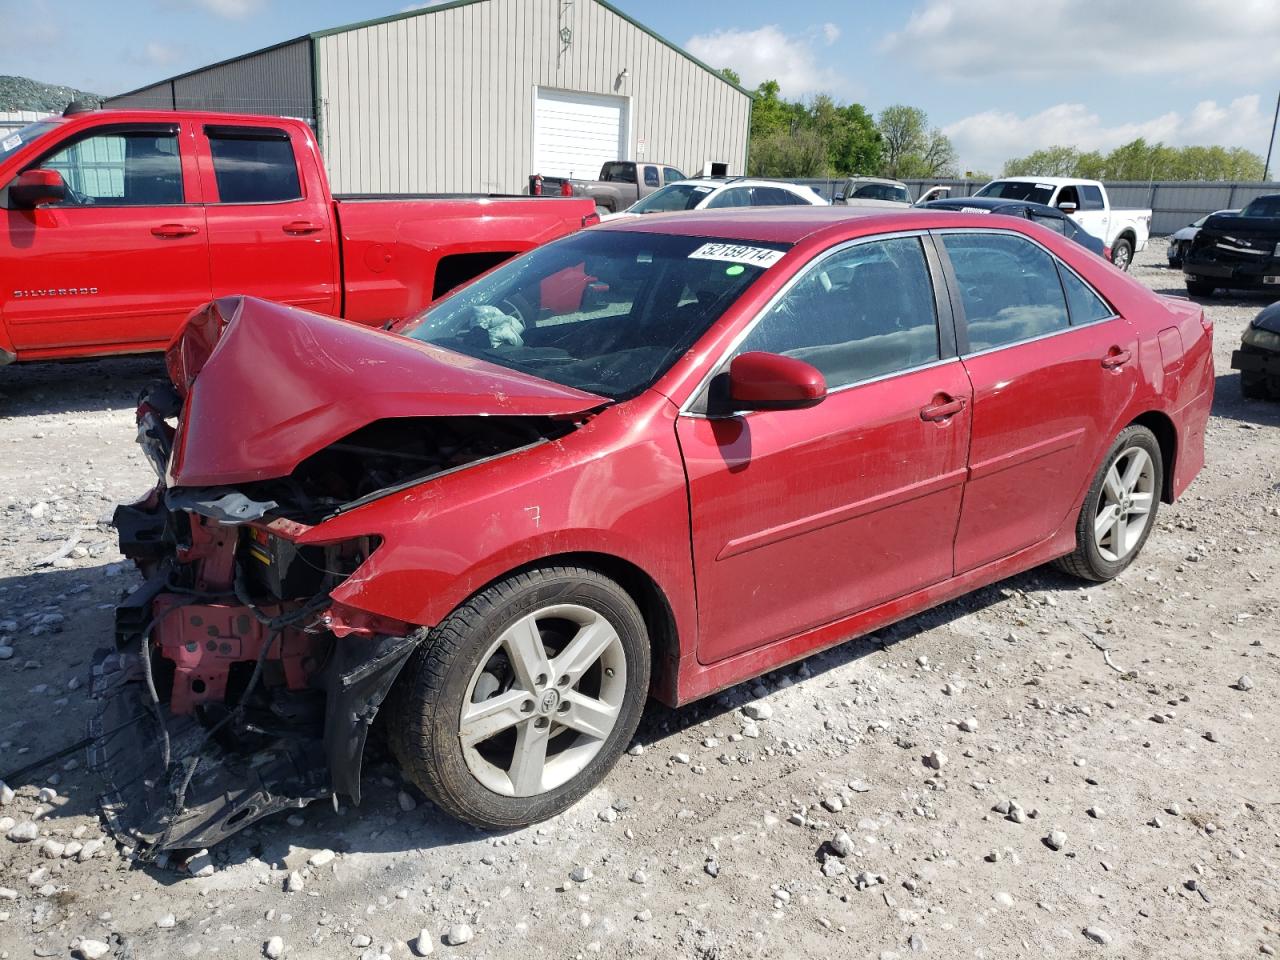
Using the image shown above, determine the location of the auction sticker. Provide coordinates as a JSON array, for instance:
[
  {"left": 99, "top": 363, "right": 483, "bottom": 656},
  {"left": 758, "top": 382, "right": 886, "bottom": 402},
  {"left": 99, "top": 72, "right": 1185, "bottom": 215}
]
[
  {"left": 1, "top": 135, "right": 20, "bottom": 152},
  {"left": 689, "top": 242, "right": 784, "bottom": 267}
]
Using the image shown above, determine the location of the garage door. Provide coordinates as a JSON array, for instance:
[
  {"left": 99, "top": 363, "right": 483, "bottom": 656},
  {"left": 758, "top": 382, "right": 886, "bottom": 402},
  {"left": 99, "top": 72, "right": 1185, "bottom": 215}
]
[{"left": 533, "top": 88, "right": 628, "bottom": 179}]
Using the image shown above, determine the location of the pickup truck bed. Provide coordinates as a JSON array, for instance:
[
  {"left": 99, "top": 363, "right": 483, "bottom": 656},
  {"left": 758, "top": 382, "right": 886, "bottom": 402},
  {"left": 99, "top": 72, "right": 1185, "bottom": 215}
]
[{"left": 0, "top": 109, "right": 597, "bottom": 364}]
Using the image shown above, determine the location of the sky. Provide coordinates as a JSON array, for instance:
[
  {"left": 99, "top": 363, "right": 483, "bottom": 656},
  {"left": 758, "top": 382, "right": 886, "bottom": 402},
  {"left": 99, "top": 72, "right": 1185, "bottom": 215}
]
[{"left": 3, "top": 0, "right": 1279, "bottom": 174}]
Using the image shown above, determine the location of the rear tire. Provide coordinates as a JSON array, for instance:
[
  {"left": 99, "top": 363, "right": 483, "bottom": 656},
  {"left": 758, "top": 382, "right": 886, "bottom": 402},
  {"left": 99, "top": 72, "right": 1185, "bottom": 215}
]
[
  {"left": 1186, "top": 279, "right": 1216, "bottom": 298},
  {"left": 1110, "top": 237, "right": 1133, "bottom": 271},
  {"left": 1240, "top": 370, "right": 1270, "bottom": 400},
  {"left": 389, "top": 565, "right": 649, "bottom": 830},
  {"left": 1054, "top": 426, "right": 1163, "bottom": 582}
]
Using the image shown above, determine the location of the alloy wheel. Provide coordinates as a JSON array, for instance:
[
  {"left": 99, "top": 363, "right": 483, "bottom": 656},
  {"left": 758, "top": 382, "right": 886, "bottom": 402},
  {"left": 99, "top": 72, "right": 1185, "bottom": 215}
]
[
  {"left": 1094, "top": 446, "right": 1156, "bottom": 562},
  {"left": 459, "top": 603, "right": 627, "bottom": 797}
]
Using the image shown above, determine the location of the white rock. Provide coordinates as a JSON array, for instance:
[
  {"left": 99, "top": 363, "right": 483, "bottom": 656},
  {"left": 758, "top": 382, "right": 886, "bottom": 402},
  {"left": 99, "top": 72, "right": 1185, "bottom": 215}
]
[
  {"left": 0, "top": 781, "right": 12, "bottom": 804},
  {"left": 351, "top": 935, "right": 372, "bottom": 948},
  {"left": 398, "top": 790, "right": 417, "bottom": 812},
  {"left": 1083, "top": 926, "right": 1112, "bottom": 945},
  {"left": 40, "top": 839, "right": 64, "bottom": 859},
  {"left": 569, "top": 865, "right": 593, "bottom": 883},
  {"left": 7, "top": 821, "right": 38, "bottom": 842},
  {"left": 264, "top": 936, "right": 285, "bottom": 958},
  {"left": 285, "top": 870, "right": 304, "bottom": 893},
  {"left": 445, "top": 924, "right": 473, "bottom": 946},
  {"left": 78, "top": 838, "right": 105, "bottom": 861},
  {"left": 923, "top": 750, "right": 947, "bottom": 770},
  {"left": 958, "top": 718, "right": 979, "bottom": 733},
  {"left": 1236, "top": 675, "right": 1254, "bottom": 691},
  {"left": 157, "top": 913, "right": 177, "bottom": 928},
  {"left": 412, "top": 929, "right": 434, "bottom": 956},
  {"left": 1046, "top": 830, "right": 1068, "bottom": 851},
  {"left": 77, "top": 939, "right": 110, "bottom": 960},
  {"left": 37, "top": 787, "right": 57, "bottom": 803},
  {"left": 829, "top": 831, "right": 854, "bottom": 858},
  {"left": 743, "top": 702, "right": 773, "bottom": 721},
  {"left": 0, "top": 886, "right": 16, "bottom": 900},
  {"left": 308, "top": 849, "right": 336, "bottom": 867}
]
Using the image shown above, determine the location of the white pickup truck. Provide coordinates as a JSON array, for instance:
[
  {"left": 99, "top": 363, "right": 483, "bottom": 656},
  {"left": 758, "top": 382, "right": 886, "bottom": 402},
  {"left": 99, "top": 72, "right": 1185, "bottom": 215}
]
[{"left": 972, "top": 177, "right": 1152, "bottom": 270}]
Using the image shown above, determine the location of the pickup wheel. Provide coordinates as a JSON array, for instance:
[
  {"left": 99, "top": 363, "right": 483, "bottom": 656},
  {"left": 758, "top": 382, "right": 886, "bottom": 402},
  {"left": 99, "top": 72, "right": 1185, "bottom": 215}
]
[
  {"left": 1054, "top": 426, "right": 1162, "bottom": 583},
  {"left": 1186, "top": 279, "right": 1216, "bottom": 298},
  {"left": 1240, "top": 370, "right": 1271, "bottom": 400},
  {"left": 1110, "top": 237, "right": 1133, "bottom": 271},
  {"left": 389, "top": 565, "right": 650, "bottom": 830}
]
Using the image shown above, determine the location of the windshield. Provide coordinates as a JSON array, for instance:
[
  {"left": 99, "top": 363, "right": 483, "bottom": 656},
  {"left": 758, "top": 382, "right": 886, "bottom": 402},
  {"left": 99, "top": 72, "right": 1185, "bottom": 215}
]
[
  {"left": 852, "top": 182, "right": 910, "bottom": 203},
  {"left": 1241, "top": 196, "right": 1280, "bottom": 218},
  {"left": 0, "top": 120, "right": 59, "bottom": 163},
  {"left": 630, "top": 182, "right": 716, "bottom": 213},
  {"left": 400, "top": 230, "right": 789, "bottom": 400},
  {"left": 975, "top": 180, "right": 1055, "bottom": 204}
]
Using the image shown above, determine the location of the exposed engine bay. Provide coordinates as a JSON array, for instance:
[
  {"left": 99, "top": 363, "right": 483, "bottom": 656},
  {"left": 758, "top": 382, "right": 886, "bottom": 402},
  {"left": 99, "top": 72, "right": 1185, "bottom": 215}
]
[{"left": 93, "top": 385, "right": 576, "bottom": 860}]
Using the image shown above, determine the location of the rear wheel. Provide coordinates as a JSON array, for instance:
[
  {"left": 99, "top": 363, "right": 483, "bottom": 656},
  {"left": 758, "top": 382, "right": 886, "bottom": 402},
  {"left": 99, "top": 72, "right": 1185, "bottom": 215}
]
[
  {"left": 1110, "top": 237, "right": 1134, "bottom": 271},
  {"left": 1054, "top": 426, "right": 1162, "bottom": 582},
  {"left": 390, "top": 565, "right": 649, "bottom": 829},
  {"left": 1186, "top": 279, "right": 1216, "bottom": 298},
  {"left": 1241, "top": 370, "right": 1270, "bottom": 400}
]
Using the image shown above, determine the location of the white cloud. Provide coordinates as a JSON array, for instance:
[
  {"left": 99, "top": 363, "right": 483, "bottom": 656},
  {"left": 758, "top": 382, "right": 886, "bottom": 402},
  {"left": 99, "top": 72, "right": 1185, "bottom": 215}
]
[
  {"left": 883, "top": 0, "right": 1280, "bottom": 81},
  {"left": 138, "top": 41, "right": 182, "bottom": 66},
  {"left": 685, "top": 24, "right": 851, "bottom": 97},
  {"left": 944, "top": 96, "right": 1274, "bottom": 174},
  {"left": 186, "top": 0, "right": 264, "bottom": 19}
]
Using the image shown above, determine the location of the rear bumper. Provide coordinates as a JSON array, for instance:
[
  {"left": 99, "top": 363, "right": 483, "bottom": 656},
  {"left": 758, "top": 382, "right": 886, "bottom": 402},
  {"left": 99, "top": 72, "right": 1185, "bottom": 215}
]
[
  {"left": 1184, "top": 256, "right": 1280, "bottom": 288},
  {"left": 1232, "top": 347, "right": 1280, "bottom": 376}
]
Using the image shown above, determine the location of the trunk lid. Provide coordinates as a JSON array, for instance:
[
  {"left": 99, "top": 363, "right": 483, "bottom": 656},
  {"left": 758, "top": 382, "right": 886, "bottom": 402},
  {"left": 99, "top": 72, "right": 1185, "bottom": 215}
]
[{"left": 167, "top": 296, "right": 607, "bottom": 487}]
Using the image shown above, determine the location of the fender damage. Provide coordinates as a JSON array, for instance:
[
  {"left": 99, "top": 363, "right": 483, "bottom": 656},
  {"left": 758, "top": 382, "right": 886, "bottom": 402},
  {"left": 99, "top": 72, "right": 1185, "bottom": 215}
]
[{"left": 93, "top": 297, "right": 605, "bottom": 859}]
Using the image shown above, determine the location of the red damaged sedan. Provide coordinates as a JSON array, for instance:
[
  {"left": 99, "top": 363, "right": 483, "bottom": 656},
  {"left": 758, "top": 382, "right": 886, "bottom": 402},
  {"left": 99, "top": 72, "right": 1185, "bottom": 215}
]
[{"left": 98, "top": 207, "right": 1213, "bottom": 855}]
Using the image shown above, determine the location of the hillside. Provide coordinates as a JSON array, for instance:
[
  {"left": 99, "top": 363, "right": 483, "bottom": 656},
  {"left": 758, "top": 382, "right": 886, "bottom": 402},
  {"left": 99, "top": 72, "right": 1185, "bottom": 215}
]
[{"left": 0, "top": 75, "right": 101, "bottom": 113}]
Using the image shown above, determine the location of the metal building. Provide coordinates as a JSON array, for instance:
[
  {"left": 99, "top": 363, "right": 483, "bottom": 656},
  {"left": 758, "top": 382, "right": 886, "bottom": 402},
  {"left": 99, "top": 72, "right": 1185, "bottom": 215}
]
[{"left": 104, "top": 0, "right": 752, "bottom": 195}]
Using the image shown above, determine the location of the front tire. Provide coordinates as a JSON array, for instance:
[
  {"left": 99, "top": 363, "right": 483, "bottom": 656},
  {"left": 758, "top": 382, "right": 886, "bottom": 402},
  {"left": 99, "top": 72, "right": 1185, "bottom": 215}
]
[
  {"left": 1054, "top": 426, "right": 1163, "bottom": 582},
  {"left": 389, "top": 565, "right": 650, "bottom": 830},
  {"left": 1110, "top": 237, "right": 1134, "bottom": 271},
  {"left": 1241, "top": 370, "right": 1270, "bottom": 400},
  {"left": 1186, "top": 279, "right": 1216, "bottom": 298}
]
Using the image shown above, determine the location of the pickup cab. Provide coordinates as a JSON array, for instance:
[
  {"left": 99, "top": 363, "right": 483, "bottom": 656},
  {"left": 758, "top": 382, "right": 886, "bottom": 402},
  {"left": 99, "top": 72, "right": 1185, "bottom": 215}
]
[
  {"left": 0, "top": 109, "right": 597, "bottom": 365},
  {"left": 973, "top": 177, "right": 1151, "bottom": 270},
  {"left": 528, "top": 161, "right": 686, "bottom": 214}
]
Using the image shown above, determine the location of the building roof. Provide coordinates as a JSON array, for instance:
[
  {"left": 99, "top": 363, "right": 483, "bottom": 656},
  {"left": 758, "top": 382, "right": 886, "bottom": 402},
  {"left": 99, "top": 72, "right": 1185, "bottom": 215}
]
[{"left": 108, "top": 0, "right": 752, "bottom": 102}]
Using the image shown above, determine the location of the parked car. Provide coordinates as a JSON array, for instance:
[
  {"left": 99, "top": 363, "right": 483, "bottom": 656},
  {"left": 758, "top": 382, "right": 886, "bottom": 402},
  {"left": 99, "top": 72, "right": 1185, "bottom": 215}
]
[
  {"left": 0, "top": 109, "right": 598, "bottom": 366},
  {"left": 101, "top": 206, "right": 1212, "bottom": 855},
  {"left": 973, "top": 177, "right": 1151, "bottom": 270},
  {"left": 1167, "top": 209, "right": 1237, "bottom": 268},
  {"left": 918, "top": 196, "right": 1108, "bottom": 259},
  {"left": 1230, "top": 300, "right": 1280, "bottom": 399},
  {"left": 1182, "top": 195, "right": 1280, "bottom": 297},
  {"left": 831, "top": 176, "right": 911, "bottom": 207},
  {"left": 528, "top": 161, "right": 686, "bottom": 214},
  {"left": 624, "top": 177, "right": 828, "bottom": 214}
]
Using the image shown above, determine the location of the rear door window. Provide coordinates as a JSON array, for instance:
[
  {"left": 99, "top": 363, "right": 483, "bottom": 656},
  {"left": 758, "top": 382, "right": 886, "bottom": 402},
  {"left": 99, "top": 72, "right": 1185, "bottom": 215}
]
[
  {"left": 40, "top": 128, "right": 183, "bottom": 206},
  {"left": 1079, "top": 185, "right": 1105, "bottom": 211},
  {"left": 706, "top": 187, "right": 753, "bottom": 209},
  {"left": 206, "top": 127, "right": 302, "bottom": 204},
  {"left": 751, "top": 186, "right": 804, "bottom": 206},
  {"left": 944, "top": 232, "right": 1069, "bottom": 352},
  {"left": 1059, "top": 267, "right": 1113, "bottom": 325}
]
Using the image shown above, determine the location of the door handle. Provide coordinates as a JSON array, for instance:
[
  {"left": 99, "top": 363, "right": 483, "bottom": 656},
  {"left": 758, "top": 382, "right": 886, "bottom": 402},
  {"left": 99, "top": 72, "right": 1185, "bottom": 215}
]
[
  {"left": 1101, "top": 348, "right": 1132, "bottom": 369},
  {"left": 283, "top": 220, "right": 323, "bottom": 235},
  {"left": 920, "top": 395, "right": 966, "bottom": 422},
  {"left": 151, "top": 223, "right": 199, "bottom": 238}
]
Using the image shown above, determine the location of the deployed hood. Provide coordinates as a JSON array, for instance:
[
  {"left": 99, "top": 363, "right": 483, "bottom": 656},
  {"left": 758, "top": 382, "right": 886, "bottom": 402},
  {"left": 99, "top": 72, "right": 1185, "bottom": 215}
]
[{"left": 167, "top": 297, "right": 607, "bottom": 487}]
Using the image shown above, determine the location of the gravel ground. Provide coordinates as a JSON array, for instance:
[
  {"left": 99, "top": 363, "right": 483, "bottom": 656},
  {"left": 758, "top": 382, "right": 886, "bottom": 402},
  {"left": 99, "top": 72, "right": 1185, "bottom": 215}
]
[{"left": 0, "top": 241, "right": 1277, "bottom": 960}]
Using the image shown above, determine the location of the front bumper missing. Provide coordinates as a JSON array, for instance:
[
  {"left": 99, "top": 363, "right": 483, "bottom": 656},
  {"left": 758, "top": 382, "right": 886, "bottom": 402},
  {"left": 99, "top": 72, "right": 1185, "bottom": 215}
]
[{"left": 94, "top": 491, "right": 421, "bottom": 860}]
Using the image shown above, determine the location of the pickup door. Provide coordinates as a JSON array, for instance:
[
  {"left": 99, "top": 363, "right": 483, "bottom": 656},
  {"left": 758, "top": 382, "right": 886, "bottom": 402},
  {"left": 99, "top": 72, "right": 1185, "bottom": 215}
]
[
  {"left": 0, "top": 121, "right": 211, "bottom": 355},
  {"left": 200, "top": 122, "right": 338, "bottom": 314}
]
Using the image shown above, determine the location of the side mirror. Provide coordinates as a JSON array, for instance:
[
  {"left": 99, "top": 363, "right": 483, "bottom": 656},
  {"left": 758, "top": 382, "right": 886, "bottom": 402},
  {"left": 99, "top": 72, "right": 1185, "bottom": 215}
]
[
  {"left": 1057, "top": 201, "right": 1078, "bottom": 214},
  {"left": 725, "top": 351, "right": 826, "bottom": 412},
  {"left": 10, "top": 169, "right": 66, "bottom": 209}
]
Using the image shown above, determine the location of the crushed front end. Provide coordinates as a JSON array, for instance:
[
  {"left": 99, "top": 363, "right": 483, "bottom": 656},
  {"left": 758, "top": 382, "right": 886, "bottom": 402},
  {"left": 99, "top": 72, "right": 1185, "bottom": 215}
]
[
  {"left": 91, "top": 296, "right": 605, "bottom": 859},
  {"left": 92, "top": 384, "right": 424, "bottom": 860}
]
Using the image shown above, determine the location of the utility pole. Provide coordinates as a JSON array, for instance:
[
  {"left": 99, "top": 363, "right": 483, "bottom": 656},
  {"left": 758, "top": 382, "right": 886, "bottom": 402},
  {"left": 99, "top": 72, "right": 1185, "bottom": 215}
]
[{"left": 1265, "top": 89, "right": 1280, "bottom": 182}]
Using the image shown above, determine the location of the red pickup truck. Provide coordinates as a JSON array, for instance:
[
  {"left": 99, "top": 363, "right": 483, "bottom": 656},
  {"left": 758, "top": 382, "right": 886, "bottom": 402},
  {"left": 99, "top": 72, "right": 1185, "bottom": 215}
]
[{"left": 0, "top": 109, "right": 597, "bottom": 364}]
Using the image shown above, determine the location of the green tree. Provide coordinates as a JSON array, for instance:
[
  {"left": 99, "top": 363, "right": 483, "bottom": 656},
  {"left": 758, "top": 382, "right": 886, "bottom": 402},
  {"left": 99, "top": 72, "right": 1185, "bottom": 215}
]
[
  {"left": 1003, "top": 145, "right": 1082, "bottom": 177},
  {"left": 877, "top": 105, "right": 956, "bottom": 179},
  {"left": 749, "top": 128, "right": 831, "bottom": 178}
]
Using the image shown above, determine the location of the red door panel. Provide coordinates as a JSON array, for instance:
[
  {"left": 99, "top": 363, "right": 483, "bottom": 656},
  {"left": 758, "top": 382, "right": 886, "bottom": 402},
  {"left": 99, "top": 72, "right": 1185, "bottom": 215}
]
[
  {"left": 198, "top": 123, "right": 338, "bottom": 313},
  {"left": 678, "top": 361, "right": 973, "bottom": 665},
  {"left": 954, "top": 318, "right": 1139, "bottom": 572},
  {"left": 0, "top": 123, "right": 209, "bottom": 354}
]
